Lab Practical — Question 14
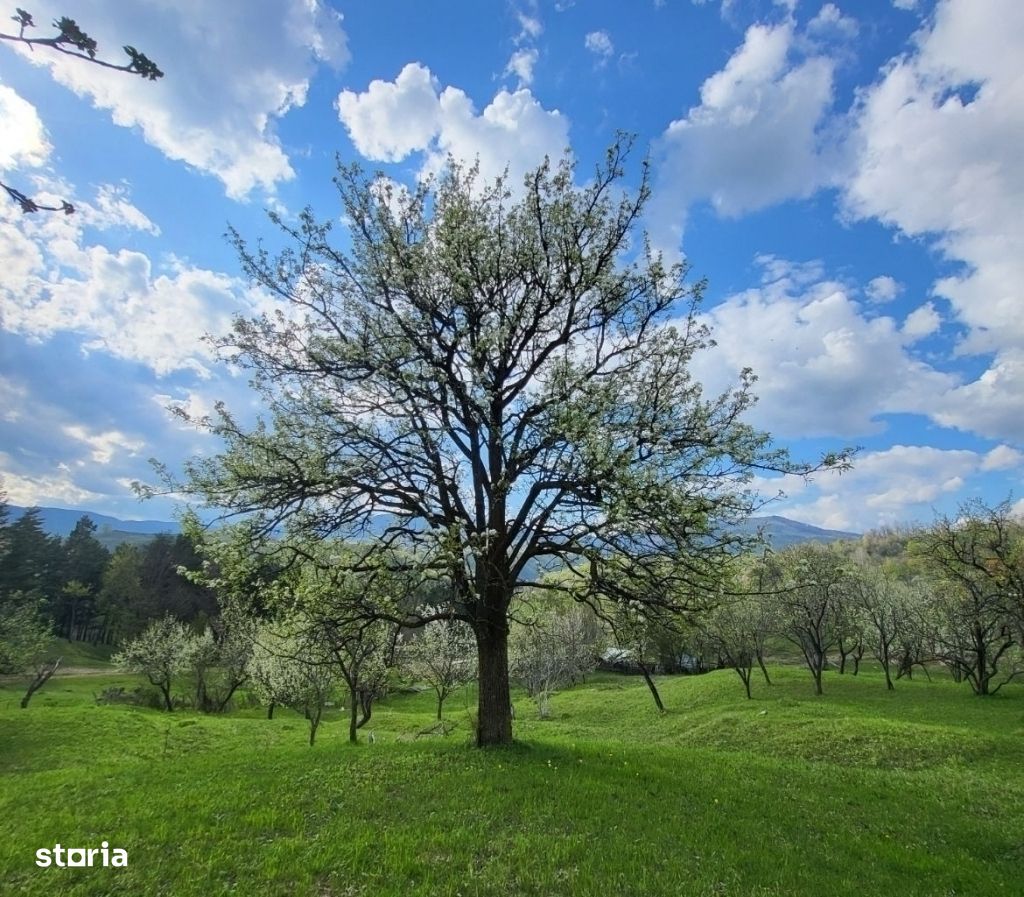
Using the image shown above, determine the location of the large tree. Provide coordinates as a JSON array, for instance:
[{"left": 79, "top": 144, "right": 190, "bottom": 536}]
[{"left": 164, "top": 141, "right": 846, "bottom": 745}]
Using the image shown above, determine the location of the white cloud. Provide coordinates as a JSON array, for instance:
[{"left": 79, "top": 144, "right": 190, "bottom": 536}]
[
  {"left": 0, "top": 187, "right": 271, "bottom": 377},
  {"left": 902, "top": 302, "right": 941, "bottom": 340},
  {"left": 337, "top": 64, "right": 569, "bottom": 187},
  {"left": 517, "top": 13, "right": 543, "bottom": 40},
  {"left": 63, "top": 425, "right": 144, "bottom": 465},
  {"left": 765, "top": 444, "right": 997, "bottom": 531},
  {"left": 690, "top": 259, "right": 952, "bottom": 438},
  {"left": 505, "top": 48, "right": 539, "bottom": 87},
  {"left": 865, "top": 275, "right": 902, "bottom": 303},
  {"left": 981, "top": 444, "right": 1024, "bottom": 472},
  {"left": 844, "top": 0, "right": 1024, "bottom": 442},
  {"left": 932, "top": 349, "right": 1024, "bottom": 442},
  {"left": 585, "top": 31, "right": 614, "bottom": 60},
  {"left": 87, "top": 184, "right": 160, "bottom": 235},
  {"left": 649, "top": 21, "right": 836, "bottom": 258},
  {"left": 0, "top": 451, "right": 106, "bottom": 508},
  {"left": 6, "top": 0, "right": 348, "bottom": 199},
  {"left": 892, "top": 0, "right": 918, "bottom": 9},
  {"left": 336, "top": 63, "right": 441, "bottom": 162},
  {"left": 0, "top": 83, "right": 50, "bottom": 169},
  {"left": 806, "top": 4, "right": 859, "bottom": 42}
]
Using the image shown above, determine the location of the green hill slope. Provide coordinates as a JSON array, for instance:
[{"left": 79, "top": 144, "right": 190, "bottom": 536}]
[{"left": 1, "top": 667, "right": 1020, "bottom": 896}]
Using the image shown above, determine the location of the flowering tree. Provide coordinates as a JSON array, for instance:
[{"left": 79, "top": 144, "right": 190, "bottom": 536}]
[
  {"left": 249, "top": 620, "right": 337, "bottom": 745},
  {"left": 113, "top": 615, "right": 190, "bottom": 711},
  {"left": 164, "top": 140, "right": 850, "bottom": 745},
  {"left": 510, "top": 606, "right": 599, "bottom": 718},
  {"left": 401, "top": 611, "right": 477, "bottom": 721}
]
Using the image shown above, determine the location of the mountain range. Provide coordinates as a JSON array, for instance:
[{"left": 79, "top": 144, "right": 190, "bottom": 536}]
[{"left": 7, "top": 505, "right": 858, "bottom": 551}]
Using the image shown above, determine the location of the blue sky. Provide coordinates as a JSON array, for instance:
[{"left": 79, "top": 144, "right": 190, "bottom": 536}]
[{"left": 1, "top": 0, "right": 1022, "bottom": 532}]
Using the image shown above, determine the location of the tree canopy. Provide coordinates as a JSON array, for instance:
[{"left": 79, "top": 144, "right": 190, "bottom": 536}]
[{"left": 165, "top": 140, "right": 848, "bottom": 745}]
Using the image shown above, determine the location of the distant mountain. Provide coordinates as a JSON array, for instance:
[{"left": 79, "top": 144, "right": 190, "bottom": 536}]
[
  {"left": 7, "top": 505, "right": 179, "bottom": 550},
  {"left": 739, "top": 515, "right": 859, "bottom": 549},
  {"left": 8, "top": 506, "right": 856, "bottom": 552}
]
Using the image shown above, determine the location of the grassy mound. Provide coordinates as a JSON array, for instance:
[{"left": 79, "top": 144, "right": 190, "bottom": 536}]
[{"left": 2, "top": 666, "right": 1022, "bottom": 896}]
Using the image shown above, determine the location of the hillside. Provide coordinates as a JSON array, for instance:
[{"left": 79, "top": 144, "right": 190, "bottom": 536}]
[
  {"left": 0, "top": 666, "right": 1019, "bottom": 896},
  {"left": 6, "top": 505, "right": 180, "bottom": 550},
  {"left": 9, "top": 505, "right": 858, "bottom": 550}
]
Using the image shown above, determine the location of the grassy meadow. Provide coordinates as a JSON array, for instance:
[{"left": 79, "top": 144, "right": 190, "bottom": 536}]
[{"left": 2, "top": 656, "right": 1023, "bottom": 897}]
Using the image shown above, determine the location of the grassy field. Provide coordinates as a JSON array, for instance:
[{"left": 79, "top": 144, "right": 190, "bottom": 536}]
[{"left": 2, "top": 659, "right": 1023, "bottom": 897}]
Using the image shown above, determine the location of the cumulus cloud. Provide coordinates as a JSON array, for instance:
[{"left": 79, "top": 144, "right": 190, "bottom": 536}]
[
  {"left": 0, "top": 83, "right": 50, "bottom": 169},
  {"left": 902, "top": 302, "right": 941, "bottom": 341},
  {"left": 806, "top": 4, "right": 859, "bottom": 42},
  {"left": 336, "top": 63, "right": 442, "bottom": 163},
  {"left": 844, "top": 0, "right": 1024, "bottom": 441},
  {"left": 5, "top": 0, "right": 348, "bottom": 199},
  {"left": 981, "top": 444, "right": 1024, "bottom": 472},
  {"left": 505, "top": 48, "right": 539, "bottom": 87},
  {"left": 585, "top": 30, "right": 614, "bottom": 60},
  {"left": 865, "top": 275, "right": 902, "bottom": 304},
  {"left": 649, "top": 20, "right": 837, "bottom": 258},
  {"left": 0, "top": 184, "right": 270, "bottom": 377},
  {"left": 689, "top": 258, "right": 952, "bottom": 438},
  {"left": 762, "top": 444, "right": 1001, "bottom": 532},
  {"left": 337, "top": 63, "right": 569, "bottom": 186}
]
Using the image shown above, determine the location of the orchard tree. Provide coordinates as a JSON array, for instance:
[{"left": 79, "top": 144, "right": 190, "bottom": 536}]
[
  {"left": 249, "top": 620, "right": 337, "bottom": 745},
  {"left": 113, "top": 615, "right": 190, "bottom": 711},
  {"left": 702, "top": 594, "right": 772, "bottom": 699},
  {"left": 845, "top": 562, "right": 914, "bottom": 691},
  {"left": 913, "top": 501, "right": 1023, "bottom": 695},
  {"left": 162, "top": 140, "right": 848, "bottom": 745},
  {"left": 510, "top": 606, "right": 597, "bottom": 719},
  {"left": 401, "top": 611, "right": 477, "bottom": 721},
  {"left": 182, "top": 623, "right": 251, "bottom": 713},
  {"left": 770, "top": 544, "right": 848, "bottom": 696}
]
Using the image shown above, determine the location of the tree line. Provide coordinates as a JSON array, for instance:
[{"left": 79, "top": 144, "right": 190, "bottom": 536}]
[
  {"left": 78, "top": 496, "right": 1020, "bottom": 748},
  {"left": 0, "top": 500, "right": 216, "bottom": 657}
]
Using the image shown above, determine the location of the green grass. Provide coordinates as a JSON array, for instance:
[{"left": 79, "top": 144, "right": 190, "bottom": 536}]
[
  {"left": 41, "top": 638, "right": 117, "bottom": 670},
  {"left": 2, "top": 665, "right": 1023, "bottom": 897}
]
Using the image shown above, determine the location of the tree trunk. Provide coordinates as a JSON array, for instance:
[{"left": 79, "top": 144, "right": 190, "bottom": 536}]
[
  {"left": 21, "top": 658, "right": 61, "bottom": 708},
  {"left": 159, "top": 681, "right": 174, "bottom": 711},
  {"left": 638, "top": 661, "right": 666, "bottom": 713},
  {"left": 348, "top": 686, "right": 359, "bottom": 743},
  {"left": 735, "top": 666, "right": 752, "bottom": 699},
  {"left": 475, "top": 617, "right": 513, "bottom": 746},
  {"left": 436, "top": 694, "right": 443, "bottom": 721},
  {"left": 267, "top": 702, "right": 275, "bottom": 720},
  {"left": 308, "top": 707, "right": 322, "bottom": 746},
  {"left": 756, "top": 652, "right": 772, "bottom": 686}
]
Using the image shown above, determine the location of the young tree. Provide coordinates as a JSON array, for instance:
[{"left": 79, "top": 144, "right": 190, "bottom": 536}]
[
  {"left": 702, "top": 595, "right": 771, "bottom": 699},
  {"left": 913, "top": 502, "right": 1023, "bottom": 695},
  {"left": 162, "top": 141, "right": 848, "bottom": 745},
  {"left": 510, "top": 607, "right": 597, "bottom": 719},
  {"left": 770, "top": 544, "right": 847, "bottom": 696},
  {"left": 181, "top": 623, "right": 251, "bottom": 713},
  {"left": 113, "top": 615, "right": 190, "bottom": 711},
  {"left": 401, "top": 612, "right": 477, "bottom": 721},
  {"left": 605, "top": 600, "right": 676, "bottom": 713},
  {"left": 249, "top": 620, "right": 338, "bottom": 745},
  {"left": 845, "top": 562, "right": 914, "bottom": 691}
]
